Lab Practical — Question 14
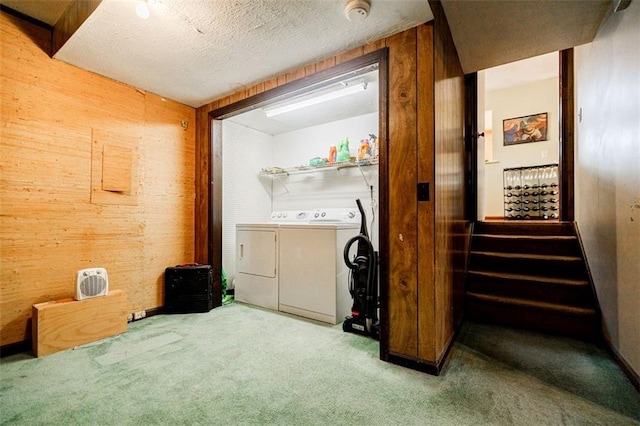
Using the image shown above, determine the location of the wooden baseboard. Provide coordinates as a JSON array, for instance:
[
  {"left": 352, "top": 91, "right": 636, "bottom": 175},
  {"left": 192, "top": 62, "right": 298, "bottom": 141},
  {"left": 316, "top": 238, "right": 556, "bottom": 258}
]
[
  {"left": 483, "top": 216, "right": 505, "bottom": 221},
  {"left": 385, "top": 319, "right": 463, "bottom": 376},
  {"left": 0, "top": 339, "right": 31, "bottom": 358},
  {"left": 603, "top": 336, "right": 640, "bottom": 393},
  {"left": 387, "top": 352, "right": 441, "bottom": 375},
  {"left": 144, "top": 307, "right": 162, "bottom": 318}
]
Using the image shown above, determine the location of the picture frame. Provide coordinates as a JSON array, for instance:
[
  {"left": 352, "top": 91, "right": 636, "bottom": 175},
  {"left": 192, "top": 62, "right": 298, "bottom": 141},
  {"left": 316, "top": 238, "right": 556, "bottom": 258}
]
[{"left": 503, "top": 112, "right": 548, "bottom": 145}]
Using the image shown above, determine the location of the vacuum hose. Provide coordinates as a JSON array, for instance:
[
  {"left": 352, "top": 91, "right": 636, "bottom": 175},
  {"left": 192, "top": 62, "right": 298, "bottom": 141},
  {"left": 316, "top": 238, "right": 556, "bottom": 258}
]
[{"left": 343, "top": 235, "right": 373, "bottom": 270}]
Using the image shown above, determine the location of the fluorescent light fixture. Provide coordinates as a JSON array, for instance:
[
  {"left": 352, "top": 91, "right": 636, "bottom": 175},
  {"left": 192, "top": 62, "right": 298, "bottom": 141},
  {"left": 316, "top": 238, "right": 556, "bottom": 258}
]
[{"left": 264, "top": 81, "right": 367, "bottom": 117}]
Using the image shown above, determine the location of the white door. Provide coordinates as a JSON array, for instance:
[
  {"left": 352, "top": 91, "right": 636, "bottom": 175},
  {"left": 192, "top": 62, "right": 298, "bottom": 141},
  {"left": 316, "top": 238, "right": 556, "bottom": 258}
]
[{"left": 237, "top": 229, "right": 277, "bottom": 278}]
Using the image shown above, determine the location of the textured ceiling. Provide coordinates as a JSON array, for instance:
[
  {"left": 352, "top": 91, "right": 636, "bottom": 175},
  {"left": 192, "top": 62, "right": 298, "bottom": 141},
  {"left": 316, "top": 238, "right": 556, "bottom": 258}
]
[
  {"left": 51, "top": 0, "right": 432, "bottom": 108},
  {"left": 1, "top": 0, "right": 611, "bottom": 131}
]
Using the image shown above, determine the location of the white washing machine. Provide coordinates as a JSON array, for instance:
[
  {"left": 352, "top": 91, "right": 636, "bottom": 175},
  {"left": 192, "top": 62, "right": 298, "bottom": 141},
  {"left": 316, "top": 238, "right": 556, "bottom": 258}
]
[
  {"left": 235, "top": 211, "right": 311, "bottom": 310},
  {"left": 278, "top": 208, "right": 360, "bottom": 324}
]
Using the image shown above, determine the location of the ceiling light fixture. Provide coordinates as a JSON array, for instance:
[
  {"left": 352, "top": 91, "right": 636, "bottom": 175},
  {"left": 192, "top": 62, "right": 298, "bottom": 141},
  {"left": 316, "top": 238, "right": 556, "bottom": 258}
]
[
  {"left": 264, "top": 81, "right": 367, "bottom": 117},
  {"left": 136, "top": 0, "right": 158, "bottom": 19},
  {"left": 614, "top": 0, "right": 632, "bottom": 12}
]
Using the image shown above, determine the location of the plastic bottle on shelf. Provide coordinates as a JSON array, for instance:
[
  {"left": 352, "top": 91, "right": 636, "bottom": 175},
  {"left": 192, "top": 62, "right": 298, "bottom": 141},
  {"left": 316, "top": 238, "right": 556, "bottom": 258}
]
[
  {"left": 336, "top": 138, "right": 350, "bottom": 162},
  {"left": 357, "top": 139, "right": 370, "bottom": 161},
  {"left": 328, "top": 145, "right": 337, "bottom": 164},
  {"left": 368, "top": 133, "right": 379, "bottom": 159}
]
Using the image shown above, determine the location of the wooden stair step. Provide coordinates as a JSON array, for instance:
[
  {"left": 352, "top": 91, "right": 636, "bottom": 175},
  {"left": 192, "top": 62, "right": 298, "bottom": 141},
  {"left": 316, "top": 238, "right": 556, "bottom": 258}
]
[
  {"left": 468, "top": 251, "right": 587, "bottom": 279},
  {"left": 466, "top": 292, "right": 597, "bottom": 317},
  {"left": 470, "top": 234, "right": 581, "bottom": 256},
  {"left": 471, "top": 251, "right": 582, "bottom": 262},
  {"left": 468, "top": 270, "right": 588, "bottom": 287},
  {"left": 473, "top": 234, "right": 576, "bottom": 241},
  {"left": 466, "top": 270, "right": 594, "bottom": 307},
  {"left": 474, "top": 221, "right": 574, "bottom": 236}
]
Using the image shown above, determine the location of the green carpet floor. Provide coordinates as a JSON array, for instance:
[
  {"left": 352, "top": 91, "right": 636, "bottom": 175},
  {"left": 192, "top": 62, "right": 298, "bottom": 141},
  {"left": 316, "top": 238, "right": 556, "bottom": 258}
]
[{"left": 1, "top": 302, "right": 638, "bottom": 425}]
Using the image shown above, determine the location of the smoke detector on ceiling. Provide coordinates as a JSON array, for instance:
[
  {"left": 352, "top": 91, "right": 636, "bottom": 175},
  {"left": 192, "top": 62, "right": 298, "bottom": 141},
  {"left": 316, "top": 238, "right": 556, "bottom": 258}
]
[{"left": 344, "top": 0, "right": 371, "bottom": 22}]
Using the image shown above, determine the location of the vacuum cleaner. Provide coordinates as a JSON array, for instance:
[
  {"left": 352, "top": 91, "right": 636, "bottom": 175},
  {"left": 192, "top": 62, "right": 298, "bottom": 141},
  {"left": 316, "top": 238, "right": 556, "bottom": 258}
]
[{"left": 342, "top": 199, "right": 379, "bottom": 339}]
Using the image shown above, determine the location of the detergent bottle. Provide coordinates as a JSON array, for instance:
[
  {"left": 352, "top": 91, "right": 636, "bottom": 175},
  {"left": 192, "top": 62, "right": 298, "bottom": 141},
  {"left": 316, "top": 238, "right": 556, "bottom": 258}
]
[
  {"left": 357, "top": 139, "right": 370, "bottom": 161},
  {"left": 328, "top": 144, "right": 337, "bottom": 164},
  {"left": 368, "top": 133, "right": 378, "bottom": 159},
  {"left": 336, "top": 138, "right": 351, "bottom": 163}
]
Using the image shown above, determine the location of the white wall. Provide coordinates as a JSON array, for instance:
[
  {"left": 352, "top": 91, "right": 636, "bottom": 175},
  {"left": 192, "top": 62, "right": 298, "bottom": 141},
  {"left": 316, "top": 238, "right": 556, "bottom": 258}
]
[
  {"left": 272, "top": 112, "right": 378, "bottom": 211},
  {"left": 222, "top": 121, "right": 274, "bottom": 285},
  {"left": 574, "top": 2, "right": 640, "bottom": 377},
  {"left": 484, "top": 78, "right": 559, "bottom": 217}
]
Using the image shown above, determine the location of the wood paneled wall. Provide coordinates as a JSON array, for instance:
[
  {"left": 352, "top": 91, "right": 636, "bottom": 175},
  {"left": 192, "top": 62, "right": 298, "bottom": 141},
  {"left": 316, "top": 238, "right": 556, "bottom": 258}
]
[
  {"left": 384, "top": 9, "right": 467, "bottom": 370},
  {"left": 0, "top": 12, "right": 196, "bottom": 347},
  {"left": 416, "top": 24, "right": 437, "bottom": 362},
  {"left": 386, "top": 27, "right": 419, "bottom": 358},
  {"left": 431, "top": 0, "right": 468, "bottom": 361}
]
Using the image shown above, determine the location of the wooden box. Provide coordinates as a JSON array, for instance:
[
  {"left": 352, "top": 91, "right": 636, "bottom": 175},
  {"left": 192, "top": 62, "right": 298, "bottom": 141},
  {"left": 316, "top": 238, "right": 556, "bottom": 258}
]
[{"left": 32, "top": 289, "right": 128, "bottom": 357}]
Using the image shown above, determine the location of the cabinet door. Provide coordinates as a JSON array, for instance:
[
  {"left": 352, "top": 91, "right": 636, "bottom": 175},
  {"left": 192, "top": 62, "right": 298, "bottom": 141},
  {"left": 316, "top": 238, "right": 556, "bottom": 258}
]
[{"left": 236, "top": 230, "right": 277, "bottom": 278}]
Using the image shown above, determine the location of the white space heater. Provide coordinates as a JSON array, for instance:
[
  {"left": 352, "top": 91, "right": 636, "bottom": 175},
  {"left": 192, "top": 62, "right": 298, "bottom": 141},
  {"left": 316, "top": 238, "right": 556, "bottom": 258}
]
[{"left": 76, "top": 268, "right": 109, "bottom": 300}]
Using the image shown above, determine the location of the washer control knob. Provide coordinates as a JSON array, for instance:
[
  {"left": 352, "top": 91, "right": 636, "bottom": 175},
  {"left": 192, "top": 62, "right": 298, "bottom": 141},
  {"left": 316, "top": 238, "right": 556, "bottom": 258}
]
[
  {"left": 348, "top": 211, "right": 356, "bottom": 218},
  {"left": 321, "top": 212, "right": 326, "bottom": 217},
  {"left": 314, "top": 212, "right": 320, "bottom": 218}
]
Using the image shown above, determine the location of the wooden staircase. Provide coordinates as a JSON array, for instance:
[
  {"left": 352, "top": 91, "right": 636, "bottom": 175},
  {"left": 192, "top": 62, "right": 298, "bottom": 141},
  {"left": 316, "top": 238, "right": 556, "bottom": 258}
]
[{"left": 466, "top": 221, "right": 601, "bottom": 341}]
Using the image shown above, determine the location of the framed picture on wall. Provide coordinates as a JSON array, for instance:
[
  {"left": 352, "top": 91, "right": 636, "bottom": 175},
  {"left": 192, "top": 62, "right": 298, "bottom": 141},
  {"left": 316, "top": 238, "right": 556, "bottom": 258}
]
[{"left": 503, "top": 112, "right": 548, "bottom": 145}]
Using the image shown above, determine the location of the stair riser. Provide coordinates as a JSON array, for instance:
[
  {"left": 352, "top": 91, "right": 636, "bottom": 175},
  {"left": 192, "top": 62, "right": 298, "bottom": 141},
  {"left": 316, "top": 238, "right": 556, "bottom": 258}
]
[
  {"left": 471, "top": 237, "right": 580, "bottom": 257},
  {"left": 469, "top": 255, "right": 587, "bottom": 279},
  {"left": 466, "top": 276, "right": 593, "bottom": 307},
  {"left": 474, "top": 222, "right": 574, "bottom": 236},
  {"left": 466, "top": 297, "right": 600, "bottom": 341}
]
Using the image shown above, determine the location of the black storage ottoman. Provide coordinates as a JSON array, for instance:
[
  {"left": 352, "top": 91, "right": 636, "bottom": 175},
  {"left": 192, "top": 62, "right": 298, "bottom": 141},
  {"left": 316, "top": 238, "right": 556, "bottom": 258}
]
[{"left": 164, "top": 264, "right": 213, "bottom": 313}]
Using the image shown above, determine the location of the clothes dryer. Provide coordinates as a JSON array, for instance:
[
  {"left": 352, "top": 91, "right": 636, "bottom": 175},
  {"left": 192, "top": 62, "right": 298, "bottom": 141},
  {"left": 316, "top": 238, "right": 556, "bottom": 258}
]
[{"left": 235, "top": 223, "right": 279, "bottom": 310}]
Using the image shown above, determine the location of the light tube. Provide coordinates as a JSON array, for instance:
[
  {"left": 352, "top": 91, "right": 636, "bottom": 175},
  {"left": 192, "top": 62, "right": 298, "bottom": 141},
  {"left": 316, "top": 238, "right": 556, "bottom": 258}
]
[{"left": 264, "top": 82, "right": 367, "bottom": 117}]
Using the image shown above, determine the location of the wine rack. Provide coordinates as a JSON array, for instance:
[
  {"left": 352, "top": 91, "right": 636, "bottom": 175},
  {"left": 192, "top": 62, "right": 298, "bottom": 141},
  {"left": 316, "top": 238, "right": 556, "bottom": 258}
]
[{"left": 503, "top": 164, "right": 559, "bottom": 220}]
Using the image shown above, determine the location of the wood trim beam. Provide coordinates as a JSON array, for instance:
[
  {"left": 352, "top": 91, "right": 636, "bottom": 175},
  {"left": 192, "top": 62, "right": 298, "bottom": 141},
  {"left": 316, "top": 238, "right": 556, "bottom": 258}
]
[
  {"left": 210, "top": 50, "right": 386, "bottom": 119},
  {"left": 0, "top": 4, "right": 52, "bottom": 29},
  {"left": 416, "top": 23, "right": 436, "bottom": 363},
  {"left": 465, "top": 73, "right": 479, "bottom": 222},
  {"left": 52, "top": 0, "right": 102, "bottom": 57},
  {"left": 559, "top": 49, "right": 575, "bottom": 221}
]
